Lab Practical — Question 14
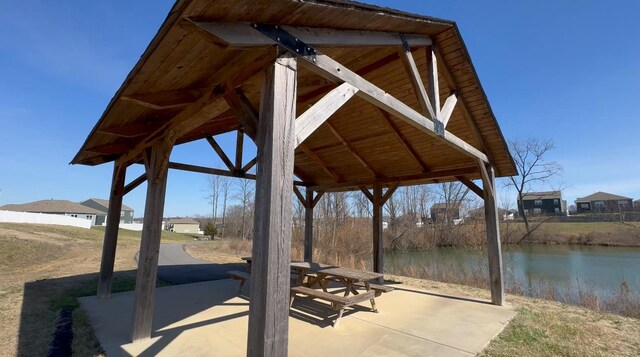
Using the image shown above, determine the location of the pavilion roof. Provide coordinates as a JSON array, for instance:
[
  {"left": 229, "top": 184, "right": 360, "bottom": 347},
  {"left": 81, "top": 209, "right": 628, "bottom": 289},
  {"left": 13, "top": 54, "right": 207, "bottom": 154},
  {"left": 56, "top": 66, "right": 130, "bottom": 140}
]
[{"left": 72, "top": 0, "right": 516, "bottom": 191}]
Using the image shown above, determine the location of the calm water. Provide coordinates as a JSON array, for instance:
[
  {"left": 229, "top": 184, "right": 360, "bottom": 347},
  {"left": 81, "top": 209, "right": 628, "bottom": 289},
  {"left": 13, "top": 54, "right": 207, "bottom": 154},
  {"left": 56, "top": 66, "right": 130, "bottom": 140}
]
[{"left": 386, "top": 244, "right": 640, "bottom": 299}]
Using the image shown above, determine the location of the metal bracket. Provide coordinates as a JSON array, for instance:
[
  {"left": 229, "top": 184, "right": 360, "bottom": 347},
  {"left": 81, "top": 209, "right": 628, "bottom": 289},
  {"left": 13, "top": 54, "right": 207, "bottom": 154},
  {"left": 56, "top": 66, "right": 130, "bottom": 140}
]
[
  {"left": 434, "top": 120, "right": 445, "bottom": 137},
  {"left": 399, "top": 34, "right": 410, "bottom": 53},
  {"left": 252, "top": 23, "right": 317, "bottom": 61}
]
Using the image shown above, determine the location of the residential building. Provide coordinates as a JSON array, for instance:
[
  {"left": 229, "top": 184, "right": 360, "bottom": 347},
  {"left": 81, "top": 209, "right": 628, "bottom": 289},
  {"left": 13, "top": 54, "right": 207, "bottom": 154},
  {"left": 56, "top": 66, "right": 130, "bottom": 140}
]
[
  {"left": 165, "top": 217, "right": 201, "bottom": 234},
  {"left": 0, "top": 199, "right": 103, "bottom": 225},
  {"left": 518, "top": 191, "right": 566, "bottom": 215},
  {"left": 575, "top": 192, "right": 634, "bottom": 213},
  {"left": 80, "top": 198, "right": 134, "bottom": 225},
  {"left": 430, "top": 203, "right": 461, "bottom": 222},
  {"left": 635, "top": 200, "right": 640, "bottom": 211}
]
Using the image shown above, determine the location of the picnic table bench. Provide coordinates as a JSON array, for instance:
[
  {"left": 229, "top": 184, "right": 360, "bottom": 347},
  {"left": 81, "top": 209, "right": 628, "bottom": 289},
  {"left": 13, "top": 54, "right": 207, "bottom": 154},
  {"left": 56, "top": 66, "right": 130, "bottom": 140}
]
[{"left": 231, "top": 257, "right": 393, "bottom": 326}]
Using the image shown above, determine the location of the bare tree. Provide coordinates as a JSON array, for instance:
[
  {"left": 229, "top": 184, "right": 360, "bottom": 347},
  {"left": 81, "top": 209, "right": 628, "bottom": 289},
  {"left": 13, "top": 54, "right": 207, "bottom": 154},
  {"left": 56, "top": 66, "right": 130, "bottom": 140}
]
[
  {"left": 220, "top": 177, "right": 231, "bottom": 237},
  {"left": 506, "top": 138, "right": 562, "bottom": 233},
  {"left": 206, "top": 175, "right": 221, "bottom": 220},
  {"left": 234, "top": 179, "right": 255, "bottom": 240}
]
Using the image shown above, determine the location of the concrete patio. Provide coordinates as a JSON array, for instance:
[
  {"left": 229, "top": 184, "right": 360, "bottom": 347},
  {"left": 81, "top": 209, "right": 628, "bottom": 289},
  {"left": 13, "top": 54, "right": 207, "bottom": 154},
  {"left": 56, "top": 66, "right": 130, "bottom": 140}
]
[{"left": 80, "top": 279, "right": 515, "bottom": 356}]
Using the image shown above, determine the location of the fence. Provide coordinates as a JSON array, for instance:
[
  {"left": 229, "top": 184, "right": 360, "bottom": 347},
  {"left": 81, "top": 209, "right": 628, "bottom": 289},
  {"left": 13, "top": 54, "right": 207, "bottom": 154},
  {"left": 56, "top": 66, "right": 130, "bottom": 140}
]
[{"left": 0, "top": 210, "right": 92, "bottom": 229}]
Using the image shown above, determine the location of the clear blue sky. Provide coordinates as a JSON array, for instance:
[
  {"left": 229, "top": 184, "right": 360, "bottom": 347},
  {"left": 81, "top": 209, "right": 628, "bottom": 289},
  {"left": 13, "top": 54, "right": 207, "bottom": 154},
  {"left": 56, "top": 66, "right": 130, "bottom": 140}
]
[{"left": 1, "top": 1, "right": 639, "bottom": 216}]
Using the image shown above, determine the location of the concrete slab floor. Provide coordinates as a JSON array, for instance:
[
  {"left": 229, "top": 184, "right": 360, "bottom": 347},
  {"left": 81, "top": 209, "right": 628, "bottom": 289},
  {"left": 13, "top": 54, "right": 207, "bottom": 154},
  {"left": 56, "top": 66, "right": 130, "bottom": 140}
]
[{"left": 79, "top": 279, "right": 515, "bottom": 356}]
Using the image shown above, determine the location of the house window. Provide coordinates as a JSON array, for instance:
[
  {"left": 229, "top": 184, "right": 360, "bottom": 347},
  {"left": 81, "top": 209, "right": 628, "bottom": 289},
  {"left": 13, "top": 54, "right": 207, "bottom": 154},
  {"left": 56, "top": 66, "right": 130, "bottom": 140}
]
[
  {"left": 70, "top": 214, "right": 78, "bottom": 218},
  {"left": 534, "top": 200, "right": 543, "bottom": 206},
  {"left": 523, "top": 209, "right": 529, "bottom": 215},
  {"left": 121, "top": 211, "right": 125, "bottom": 217},
  {"left": 533, "top": 208, "right": 542, "bottom": 214},
  {"left": 580, "top": 203, "right": 589, "bottom": 209},
  {"left": 554, "top": 199, "right": 559, "bottom": 205},
  {"left": 618, "top": 201, "right": 629, "bottom": 210},
  {"left": 594, "top": 201, "right": 605, "bottom": 209},
  {"left": 555, "top": 208, "right": 560, "bottom": 213},
  {"left": 86, "top": 215, "right": 92, "bottom": 220}
]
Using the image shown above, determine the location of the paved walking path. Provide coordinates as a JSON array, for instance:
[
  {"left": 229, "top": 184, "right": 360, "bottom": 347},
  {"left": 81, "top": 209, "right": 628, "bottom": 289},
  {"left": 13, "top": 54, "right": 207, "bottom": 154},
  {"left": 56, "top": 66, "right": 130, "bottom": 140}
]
[{"left": 135, "top": 243, "right": 245, "bottom": 284}]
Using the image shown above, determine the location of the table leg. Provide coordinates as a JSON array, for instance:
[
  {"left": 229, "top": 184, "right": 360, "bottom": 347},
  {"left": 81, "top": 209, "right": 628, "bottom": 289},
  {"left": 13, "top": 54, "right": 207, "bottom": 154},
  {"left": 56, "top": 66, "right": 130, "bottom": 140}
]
[{"left": 364, "top": 281, "right": 378, "bottom": 312}]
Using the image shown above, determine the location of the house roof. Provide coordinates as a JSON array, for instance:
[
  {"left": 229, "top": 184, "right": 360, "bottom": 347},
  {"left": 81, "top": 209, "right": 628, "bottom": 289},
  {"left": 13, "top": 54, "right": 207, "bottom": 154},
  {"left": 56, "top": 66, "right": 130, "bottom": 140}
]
[
  {"left": 70, "top": 0, "right": 516, "bottom": 192},
  {"left": 82, "top": 198, "right": 134, "bottom": 212},
  {"left": 166, "top": 217, "right": 199, "bottom": 224},
  {"left": 0, "top": 200, "right": 104, "bottom": 215},
  {"left": 576, "top": 191, "right": 632, "bottom": 202},
  {"left": 521, "top": 191, "right": 562, "bottom": 200}
]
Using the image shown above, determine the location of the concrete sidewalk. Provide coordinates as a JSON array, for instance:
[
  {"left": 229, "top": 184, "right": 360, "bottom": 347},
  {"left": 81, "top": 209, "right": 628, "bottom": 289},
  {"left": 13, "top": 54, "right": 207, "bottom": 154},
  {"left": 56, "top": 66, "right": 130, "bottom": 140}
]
[{"left": 80, "top": 279, "right": 515, "bottom": 356}]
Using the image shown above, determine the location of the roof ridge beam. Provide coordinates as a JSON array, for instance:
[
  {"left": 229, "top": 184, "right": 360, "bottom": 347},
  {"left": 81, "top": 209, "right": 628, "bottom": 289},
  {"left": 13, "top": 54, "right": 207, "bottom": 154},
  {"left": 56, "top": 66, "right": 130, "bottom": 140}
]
[{"left": 183, "top": 19, "right": 432, "bottom": 48}]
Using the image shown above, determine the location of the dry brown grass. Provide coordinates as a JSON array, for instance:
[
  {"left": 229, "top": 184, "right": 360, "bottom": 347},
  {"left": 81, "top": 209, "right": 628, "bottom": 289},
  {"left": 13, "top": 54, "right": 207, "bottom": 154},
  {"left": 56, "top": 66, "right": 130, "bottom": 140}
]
[{"left": 0, "top": 223, "right": 194, "bottom": 356}]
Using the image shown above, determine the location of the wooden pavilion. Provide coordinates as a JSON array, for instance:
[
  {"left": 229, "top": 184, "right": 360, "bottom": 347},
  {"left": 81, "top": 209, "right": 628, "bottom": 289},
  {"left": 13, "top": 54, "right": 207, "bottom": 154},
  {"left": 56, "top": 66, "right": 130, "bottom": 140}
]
[{"left": 72, "top": 0, "right": 516, "bottom": 355}]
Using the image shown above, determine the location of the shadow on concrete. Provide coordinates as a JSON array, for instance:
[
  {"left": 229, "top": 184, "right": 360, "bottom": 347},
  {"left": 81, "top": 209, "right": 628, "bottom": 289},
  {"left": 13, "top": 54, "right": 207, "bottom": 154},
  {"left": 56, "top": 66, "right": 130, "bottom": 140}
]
[
  {"left": 392, "top": 286, "right": 493, "bottom": 305},
  {"left": 17, "top": 260, "right": 245, "bottom": 357}
]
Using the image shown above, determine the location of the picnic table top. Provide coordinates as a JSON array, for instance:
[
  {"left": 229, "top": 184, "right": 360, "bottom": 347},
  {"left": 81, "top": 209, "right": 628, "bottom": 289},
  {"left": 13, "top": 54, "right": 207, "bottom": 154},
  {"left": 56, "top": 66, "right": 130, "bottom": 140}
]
[{"left": 240, "top": 257, "right": 382, "bottom": 282}]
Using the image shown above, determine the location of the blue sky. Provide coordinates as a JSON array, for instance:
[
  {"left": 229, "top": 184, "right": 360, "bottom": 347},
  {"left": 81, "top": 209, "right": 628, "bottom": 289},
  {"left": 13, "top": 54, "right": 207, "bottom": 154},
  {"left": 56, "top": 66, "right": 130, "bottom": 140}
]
[{"left": 0, "top": 1, "right": 639, "bottom": 216}]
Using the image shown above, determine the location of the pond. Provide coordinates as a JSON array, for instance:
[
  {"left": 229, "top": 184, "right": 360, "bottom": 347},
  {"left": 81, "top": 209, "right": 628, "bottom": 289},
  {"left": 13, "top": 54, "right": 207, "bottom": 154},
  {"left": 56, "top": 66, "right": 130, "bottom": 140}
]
[{"left": 386, "top": 244, "right": 640, "bottom": 300}]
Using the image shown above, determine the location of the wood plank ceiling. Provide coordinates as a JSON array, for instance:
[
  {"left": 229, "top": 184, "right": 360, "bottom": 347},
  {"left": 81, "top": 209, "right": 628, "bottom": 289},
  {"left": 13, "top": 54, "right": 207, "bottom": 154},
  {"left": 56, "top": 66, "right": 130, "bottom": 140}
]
[{"left": 72, "top": 0, "right": 516, "bottom": 190}]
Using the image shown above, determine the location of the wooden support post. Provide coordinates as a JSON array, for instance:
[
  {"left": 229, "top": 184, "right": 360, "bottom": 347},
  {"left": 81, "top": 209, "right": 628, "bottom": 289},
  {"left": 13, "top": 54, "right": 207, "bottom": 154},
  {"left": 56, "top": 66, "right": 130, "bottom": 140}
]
[
  {"left": 372, "top": 184, "right": 384, "bottom": 276},
  {"left": 481, "top": 163, "right": 504, "bottom": 306},
  {"left": 304, "top": 189, "right": 314, "bottom": 263},
  {"left": 97, "top": 161, "right": 126, "bottom": 299},
  {"left": 247, "top": 49, "right": 297, "bottom": 357},
  {"left": 130, "top": 136, "right": 174, "bottom": 342}
]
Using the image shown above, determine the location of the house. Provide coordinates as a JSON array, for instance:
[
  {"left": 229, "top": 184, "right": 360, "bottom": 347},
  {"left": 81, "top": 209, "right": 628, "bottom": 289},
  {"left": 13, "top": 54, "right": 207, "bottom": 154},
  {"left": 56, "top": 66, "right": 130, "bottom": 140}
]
[
  {"left": 80, "top": 198, "right": 135, "bottom": 225},
  {"left": 518, "top": 191, "right": 566, "bottom": 215},
  {"left": 0, "top": 199, "right": 103, "bottom": 225},
  {"left": 430, "top": 203, "right": 461, "bottom": 222},
  {"left": 467, "top": 207, "right": 517, "bottom": 221},
  {"left": 165, "top": 218, "right": 201, "bottom": 234},
  {"left": 635, "top": 200, "right": 640, "bottom": 211},
  {"left": 575, "top": 192, "right": 634, "bottom": 213}
]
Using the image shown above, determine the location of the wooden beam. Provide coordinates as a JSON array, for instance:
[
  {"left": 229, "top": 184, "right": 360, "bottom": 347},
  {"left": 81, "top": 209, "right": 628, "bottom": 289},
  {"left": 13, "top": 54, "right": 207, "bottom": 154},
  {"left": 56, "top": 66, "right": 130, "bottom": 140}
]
[
  {"left": 244, "top": 25, "right": 488, "bottom": 163},
  {"left": 304, "top": 189, "right": 314, "bottom": 262},
  {"left": 241, "top": 156, "right": 257, "bottom": 174},
  {"left": 247, "top": 50, "right": 297, "bottom": 356},
  {"left": 131, "top": 136, "right": 173, "bottom": 342},
  {"left": 440, "top": 92, "right": 458, "bottom": 128},
  {"left": 295, "top": 82, "right": 358, "bottom": 147},
  {"left": 307, "top": 166, "right": 478, "bottom": 191},
  {"left": 381, "top": 183, "right": 398, "bottom": 204},
  {"left": 299, "top": 143, "right": 341, "bottom": 182},
  {"left": 478, "top": 159, "right": 494, "bottom": 198},
  {"left": 359, "top": 186, "right": 374, "bottom": 203},
  {"left": 311, "top": 190, "right": 324, "bottom": 208},
  {"left": 293, "top": 186, "right": 306, "bottom": 206},
  {"left": 206, "top": 136, "right": 235, "bottom": 172},
  {"left": 435, "top": 50, "right": 491, "bottom": 159},
  {"left": 123, "top": 173, "right": 147, "bottom": 195},
  {"left": 426, "top": 45, "right": 441, "bottom": 121},
  {"left": 224, "top": 89, "right": 259, "bottom": 141},
  {"left": 456, "top": 175, "right": 483, "bottom": 198},
  {"left": 372, "top": 184, "right": 384, "bottom": 280},
  {"left": 399, "top": 36, "right": 435, "bottom": 119},
  {"left": 185, "top": 19, "right": 432, "bottom": 48},
  {"left": 481, "top": 164, "right": 504, "bottom": 306},
  {"left": 168, "top": 162, "right": 256, "bottom": 180},
  {"left": 235, "top": 130, "right": 244, "bottom": 170},
  {"left": 97, "top": 160, "right": 126, "bottom": 299},
  {"left": 378, "top": 110, "right": 429, "bottom": 172},
  {"left": 98, "top": 119, "right": 171, "bottom": 138},
  {"left": 120, "top": 88, "right": 203, "bottom": 110},
  {"left": 325, "top": 122, "right": 378, "bottom": 177}
]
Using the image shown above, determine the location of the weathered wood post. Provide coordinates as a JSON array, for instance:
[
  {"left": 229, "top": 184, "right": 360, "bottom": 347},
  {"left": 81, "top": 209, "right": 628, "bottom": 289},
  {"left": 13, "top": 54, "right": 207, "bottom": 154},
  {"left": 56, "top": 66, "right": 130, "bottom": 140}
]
[
  {"left": 97, "top": 160, "right": 126, "bottom": 299},
  {"left": 304, "top": 189, "right": 314, "bottom": 263},
  {"left": 130, "top": 136, "right": 174, "bottom": 342},
  {"left": 247, "top": 49, "right": 297, "bottom": 356},
  {"left": 481, "top": 163, "right": 504, "bottom": 305},
  {"left": 372, "top": 184, "right": 384, "bottom": 275}
]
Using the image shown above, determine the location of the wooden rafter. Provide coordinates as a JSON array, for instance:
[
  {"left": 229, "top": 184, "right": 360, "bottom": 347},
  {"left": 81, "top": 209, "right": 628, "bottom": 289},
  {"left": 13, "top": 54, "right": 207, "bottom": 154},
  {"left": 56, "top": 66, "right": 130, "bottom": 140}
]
[
  {"left": 325, "top": 122, "right": 378, "bottom": 177},
  {"left": 235, "top": 130, "right": 244, "bottom": 170},
  {"left": 224, "top": 90, "right": 259, "bottom": 140},
  {"left": 378, "top": 110, "right": 429, "bottom": 172},
  {"left": 295, "top": 82, "right": 358, "bottom": 147},
  {"left": 440, "top": 92, "right": 458, "bottom": 128},
  {"left": 299, "top": 144, "right": 341, "bottom": 182},
  {"left": 120, "top": 88, "right": 203, "bottom": 110},
  {"left": 399, "top": 35, "right": 435, "bottom": 120},
  {"left": 426, "top": 45, "right": 441, "bottom": 121},
  {"left": 292, "top": 186, "right": 306, "bottom": 206},
  {"left": 381, "top": 183, "right": 399, "bottom": 204},
  {"left": 169, "top": 162, "right": 256, "bottom": 180},
  {"left": 359, "top": 186, "right": 375, "bottom": 202},
  {"left": 435, "top": 50, "right": 491, "bottom": 159},
  {"left": 307, "top": 165, "right": 477, "bottom": 191},
  {"left": 241, "top": 157, "right": 257, "bottom": 173},
  {"left": 203, "top": 23, "right": 489, "bottom": 163}
]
